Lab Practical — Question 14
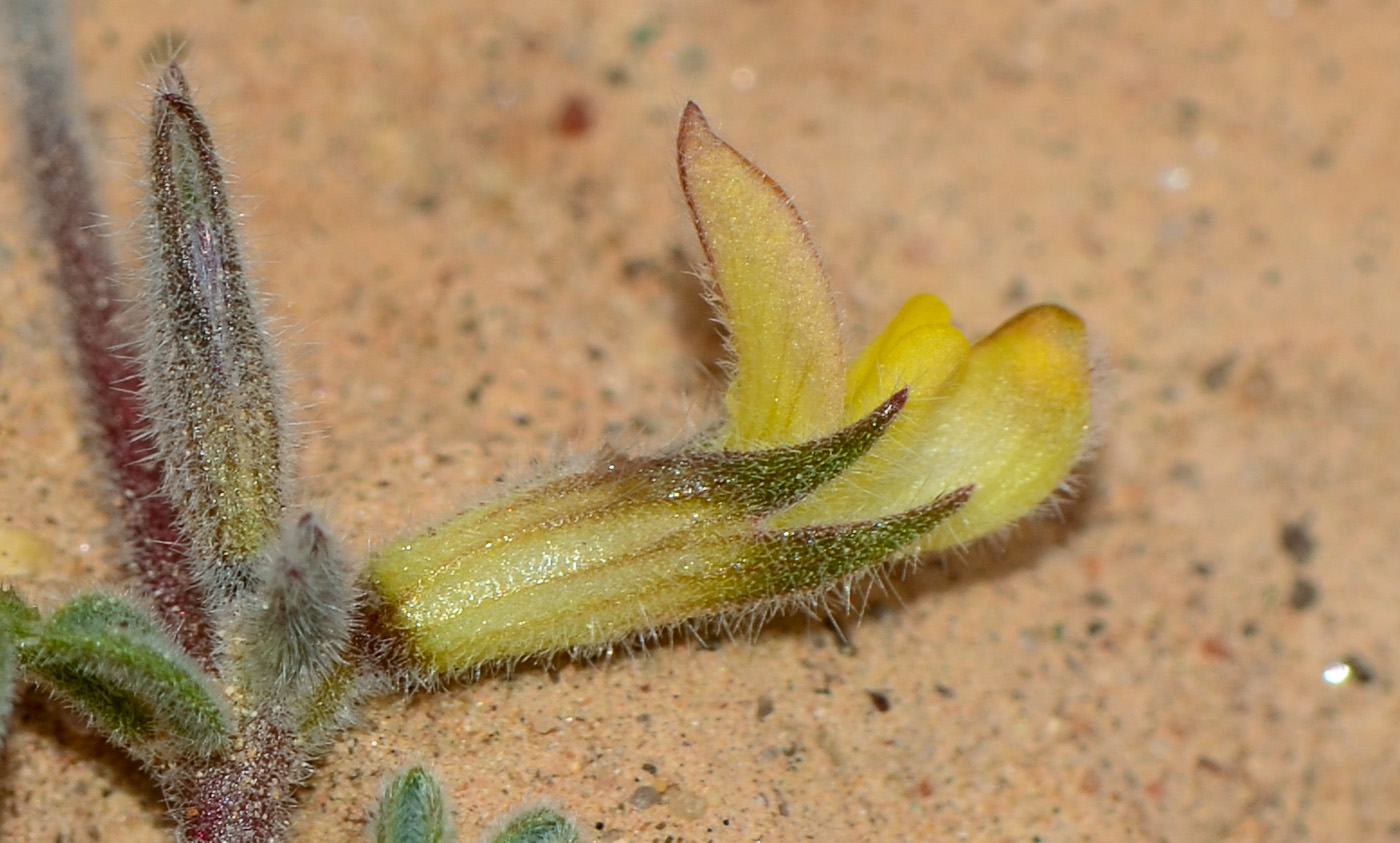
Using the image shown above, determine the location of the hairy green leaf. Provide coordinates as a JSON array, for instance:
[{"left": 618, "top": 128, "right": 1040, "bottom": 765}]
[
  {"left": 24, "top": 592, "right": 232, "bottom": 759},
  {"left": 481, "top": 806, "right": 578, "bottom": 843},
  {"left": 374, "top": 765, "right": 451, "bottom": 843},
  {"left": 0, "top": 586, "right": 40, "bottom": 742}
]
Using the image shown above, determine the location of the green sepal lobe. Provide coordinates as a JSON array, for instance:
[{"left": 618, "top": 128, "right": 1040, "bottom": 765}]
[{"left": 636, "top": 388, "right": 908, "bottom": 514}]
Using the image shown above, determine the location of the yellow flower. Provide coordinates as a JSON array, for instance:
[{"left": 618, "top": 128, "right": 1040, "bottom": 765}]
[
  {"left": 364, "top": 103, "right": 1093, "bottom": 677},
  {"left": 678, "top": 102, "right": 1091, "bottom": 550}
]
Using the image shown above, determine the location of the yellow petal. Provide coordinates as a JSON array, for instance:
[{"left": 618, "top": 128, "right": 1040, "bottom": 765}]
[
  {"left": 842, "top": 293, "right": 969, "bottom": 423},
  {"left": 773, "top": 303, "right": 1091, "bottom": 549},
  {"left": 770, "top": 293, "right": 970, "bottom": 529},
  {"left": 916, "top": 304, "right": 1092, "bottom": 550},
  {"left": 677, "top": 102, "right": 844, "bottom": 449}
]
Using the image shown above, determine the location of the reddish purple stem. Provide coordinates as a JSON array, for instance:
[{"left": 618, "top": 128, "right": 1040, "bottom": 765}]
[
  {"left": 163, "top": 715, "right": 307, "bottom": 843},
  {"left": 8, "top": 16, "right": 213, "bottom": 663}
]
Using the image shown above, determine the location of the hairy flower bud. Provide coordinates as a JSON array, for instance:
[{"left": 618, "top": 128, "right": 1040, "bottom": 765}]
[{"left": 138, "top": 64, "right": 288, "bottom": 600}]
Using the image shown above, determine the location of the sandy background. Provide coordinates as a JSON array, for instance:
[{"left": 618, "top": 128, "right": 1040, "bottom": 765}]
[{"left": 1, "top": 1, "right": 1397, "bottom": 841}]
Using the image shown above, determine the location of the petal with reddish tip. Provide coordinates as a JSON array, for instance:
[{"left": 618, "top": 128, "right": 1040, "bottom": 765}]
[{"left": 678, "top": 102, "right": 844, "bottom": 449}]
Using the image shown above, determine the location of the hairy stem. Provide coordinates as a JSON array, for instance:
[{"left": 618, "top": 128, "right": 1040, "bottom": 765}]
[
  {"left": 0, "top": 0, "right": 213, "bottom": 662},
  {"left": 161, "top": 714, "right": 309, "bottom": 843}
]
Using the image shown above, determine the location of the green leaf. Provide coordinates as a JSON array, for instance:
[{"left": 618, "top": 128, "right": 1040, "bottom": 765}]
[
  {"left": 0, "top": 586, "right": 40, "bottom": 742},
  {"left": 482, "top": 806, "right": 578, "bottom": 843},
  {"left": 374, "top": 765, "right": 451, "bottom": 843},
  {"left": 23, "top": 592, "right": 232, "bottom": 759},
  {"left": 0, "top": 585, "right": 40, "bottom": 641}
]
